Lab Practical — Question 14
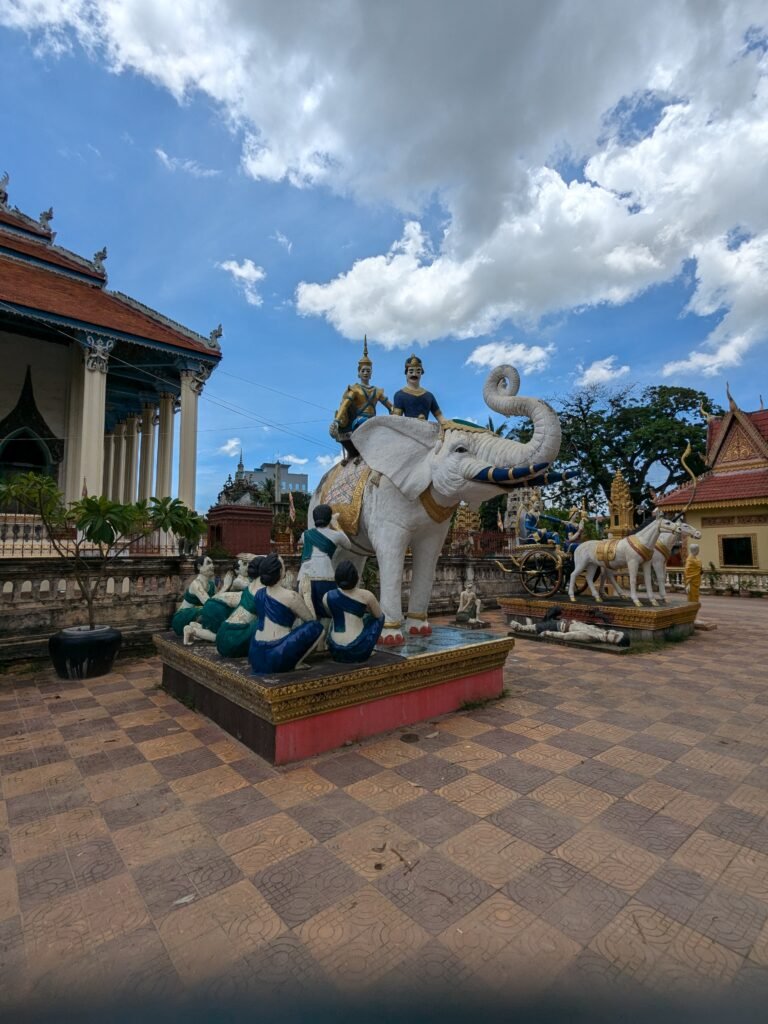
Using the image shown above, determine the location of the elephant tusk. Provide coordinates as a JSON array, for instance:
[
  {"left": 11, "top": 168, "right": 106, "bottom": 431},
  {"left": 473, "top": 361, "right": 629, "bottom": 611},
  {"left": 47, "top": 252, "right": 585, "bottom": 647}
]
[{"left": 473, "top": 462, "right": 550, "bottom": 483}]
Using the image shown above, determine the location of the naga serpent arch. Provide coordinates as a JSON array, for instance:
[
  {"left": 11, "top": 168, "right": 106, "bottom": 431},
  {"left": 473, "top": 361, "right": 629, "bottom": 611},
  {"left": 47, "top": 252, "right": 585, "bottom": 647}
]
[{"left": 311, "top": 364, "right": 565, "bottom": 645}]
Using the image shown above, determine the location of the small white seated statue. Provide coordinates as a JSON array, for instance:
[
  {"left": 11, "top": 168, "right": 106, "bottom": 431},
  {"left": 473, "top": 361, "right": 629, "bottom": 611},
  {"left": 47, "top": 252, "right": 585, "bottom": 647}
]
[
  {"left": 508, "top": 606, "right": 628, "bottom": 646},
  {"left": 184, "top": 555, "right": 264, "bottom": 648},
  {"left": 456, "top": 582, "right": 483, "bottom": 624}
]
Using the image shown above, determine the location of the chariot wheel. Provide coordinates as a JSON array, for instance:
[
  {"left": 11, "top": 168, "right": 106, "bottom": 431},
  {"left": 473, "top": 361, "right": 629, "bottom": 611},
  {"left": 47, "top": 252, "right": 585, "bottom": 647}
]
[{"left": 520, "top": 548, "right": 562, "bottom": 597}]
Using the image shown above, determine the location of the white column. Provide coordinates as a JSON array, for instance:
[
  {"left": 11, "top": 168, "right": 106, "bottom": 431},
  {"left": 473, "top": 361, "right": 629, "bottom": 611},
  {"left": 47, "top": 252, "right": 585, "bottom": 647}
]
[
  {"left": 123, "top": 414, "right": 140, "bottom": 504},
  {"left": 63, "top": 343, "right": 85, "bottom": 503},
  {"left": 103, "top": 433, "right": 115, "bottom": 499},
  {"left": 74, "top": 336, "right": 112, "bottom": 498},
  {"left": 155, "top": 392, "right": 175, "bottom": 499},
  {"left": 178, "top": 372, "right": 199, "bottom": 510},
  {"left": 138, "top": 403, "right": 157, "bottom": 500},
  {"left": 112, "top": 422, "right": 126, "bottom": 502}
]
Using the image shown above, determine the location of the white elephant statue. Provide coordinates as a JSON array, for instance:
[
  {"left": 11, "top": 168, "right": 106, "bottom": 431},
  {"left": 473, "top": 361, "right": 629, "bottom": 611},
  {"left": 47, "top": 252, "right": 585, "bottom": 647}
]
[{"left": 309, "top": 365, "right": 563, "bottom": 645}]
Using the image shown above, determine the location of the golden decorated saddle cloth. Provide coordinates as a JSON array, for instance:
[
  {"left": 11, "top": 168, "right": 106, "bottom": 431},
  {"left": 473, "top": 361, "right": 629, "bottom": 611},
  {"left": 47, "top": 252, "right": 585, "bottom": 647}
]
[
  {"left": 594, "top": 539, "right": 620, "bottom": 566},
  {"left": 317, "top": 461, "right": 371, "bottom": 537}
]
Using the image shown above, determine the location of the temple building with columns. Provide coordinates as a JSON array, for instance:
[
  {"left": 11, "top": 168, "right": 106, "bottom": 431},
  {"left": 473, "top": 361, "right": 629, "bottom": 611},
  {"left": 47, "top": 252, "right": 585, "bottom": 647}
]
[{"left": 0, "top": 178, "right": 221, "bottom": 511}]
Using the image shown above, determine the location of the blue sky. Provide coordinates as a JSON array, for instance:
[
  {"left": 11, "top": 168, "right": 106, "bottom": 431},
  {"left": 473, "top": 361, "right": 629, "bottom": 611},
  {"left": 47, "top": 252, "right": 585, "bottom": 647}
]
[{"left": 1, "top": 3, "right": 766, "bottom": 511}]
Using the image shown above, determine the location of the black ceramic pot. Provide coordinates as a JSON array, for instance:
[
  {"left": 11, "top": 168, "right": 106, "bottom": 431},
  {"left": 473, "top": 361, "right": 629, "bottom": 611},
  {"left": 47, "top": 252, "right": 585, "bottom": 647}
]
[{"left": 48, "top": 625, "right": 122, "bottom": 680}]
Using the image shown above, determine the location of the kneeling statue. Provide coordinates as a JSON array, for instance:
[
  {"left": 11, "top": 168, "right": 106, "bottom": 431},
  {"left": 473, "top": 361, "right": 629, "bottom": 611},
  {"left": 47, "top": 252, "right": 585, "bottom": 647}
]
[
  {"left": 456, "top": 582, "right": 484, "bottom": 625},
  {"left": 171, "top": 556, "right": 217, "bottom": 637},
  {"left": 249, "top": 554, "right": 325, "bottom": 674},
  {"left": 183, "top": 557, "right": 264, "bottom": 654},
  {"left": 323, "top": 560, "right": 385, "bottom": 663}
]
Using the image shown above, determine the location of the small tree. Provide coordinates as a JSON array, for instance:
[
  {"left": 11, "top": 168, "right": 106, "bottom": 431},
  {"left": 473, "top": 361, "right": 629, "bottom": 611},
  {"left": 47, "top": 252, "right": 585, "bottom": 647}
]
[{"left": 0, "top": 473, "right": 206, "bottom": 630}]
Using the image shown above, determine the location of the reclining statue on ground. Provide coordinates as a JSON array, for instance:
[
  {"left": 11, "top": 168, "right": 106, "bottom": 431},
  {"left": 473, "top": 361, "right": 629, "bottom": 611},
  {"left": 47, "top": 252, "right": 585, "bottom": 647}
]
[
  {"left": 508, "top": 607, "right": 628, "bottom": 646},
  {"left": 310, "top": 363, "right": 564, "bottom": 645}
]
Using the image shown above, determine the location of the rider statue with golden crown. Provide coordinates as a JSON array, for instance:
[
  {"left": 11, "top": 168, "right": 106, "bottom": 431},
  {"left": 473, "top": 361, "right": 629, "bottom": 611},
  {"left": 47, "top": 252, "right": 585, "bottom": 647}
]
[{"left": 330, "top": 336, "right": 393, "bottom": 460}]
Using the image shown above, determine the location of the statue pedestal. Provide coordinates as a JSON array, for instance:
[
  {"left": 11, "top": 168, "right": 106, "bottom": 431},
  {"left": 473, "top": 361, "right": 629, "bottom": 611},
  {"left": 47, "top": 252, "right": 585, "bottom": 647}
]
[
  {"left": 499, "top": 595, "right": 699, "bottom": 649},
  {"left": 154, "top": 627, "right": 514, "bottom": 766}
]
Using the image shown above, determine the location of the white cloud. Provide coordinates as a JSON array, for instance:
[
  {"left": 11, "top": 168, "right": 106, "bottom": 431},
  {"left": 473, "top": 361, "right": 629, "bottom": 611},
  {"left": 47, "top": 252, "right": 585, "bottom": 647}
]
[
  {"left": 218, "top": 437, "right": 241, "bottom": 456},
  {"left": 155, "top": 147, "right": 220, "bottom": 178},
  {"left": 216, "top": 258, "right": 266, "bottom": 307},
  {"left": 5, "top": 2, "right": 768, "bottom": 370},
  {"left": 575, "top": 356, "right": 631, "bottom": 386},
  {"left": 271, "top": 230, "right": 292, "bottom": 254},
  {"left": 316, "top": 453, "right": 342, "bottom": 469},
  {"left": 280, "top": 454, "right": 308, "bottom": 465},
  {"left": 466, "top": 341, "right": 555, "bottom": 375}
]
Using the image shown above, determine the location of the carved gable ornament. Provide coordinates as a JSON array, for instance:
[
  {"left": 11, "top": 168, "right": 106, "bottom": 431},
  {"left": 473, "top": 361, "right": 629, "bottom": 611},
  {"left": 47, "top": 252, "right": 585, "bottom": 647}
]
[{"left": 719, "top": 423, "right": 757, "bottom": 465}]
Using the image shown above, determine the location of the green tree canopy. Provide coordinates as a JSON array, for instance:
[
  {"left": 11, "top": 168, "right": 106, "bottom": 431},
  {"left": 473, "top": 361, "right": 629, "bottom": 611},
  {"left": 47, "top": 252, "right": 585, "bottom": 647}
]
[{"left": 482, "top": 382, "right": 723, "bottom": 525}]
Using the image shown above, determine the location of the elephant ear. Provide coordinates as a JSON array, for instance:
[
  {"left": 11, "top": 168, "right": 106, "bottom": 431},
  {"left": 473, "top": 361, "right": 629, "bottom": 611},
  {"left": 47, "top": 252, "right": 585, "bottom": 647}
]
[{"left": 353, "top": 416, "right": 438, "bottom": 500}]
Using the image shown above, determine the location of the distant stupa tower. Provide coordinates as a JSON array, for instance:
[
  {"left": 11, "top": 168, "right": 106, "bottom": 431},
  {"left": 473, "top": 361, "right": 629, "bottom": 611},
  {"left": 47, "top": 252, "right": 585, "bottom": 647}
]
[
  {"left": 608, "top": 469, "right": 635, "bottom": 538},
  {"left": 454, "top": 502, "right": 481, "bottom": 533}
]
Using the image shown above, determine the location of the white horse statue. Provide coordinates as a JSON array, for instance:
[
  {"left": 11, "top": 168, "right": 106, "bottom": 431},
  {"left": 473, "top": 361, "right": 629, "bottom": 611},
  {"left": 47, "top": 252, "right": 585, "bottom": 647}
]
[
  {"left": 599, "top": 519, "right": 701, "bottom": 604},
  {"left": 567, "top": 516, "right": 678, "bottom": 606}
]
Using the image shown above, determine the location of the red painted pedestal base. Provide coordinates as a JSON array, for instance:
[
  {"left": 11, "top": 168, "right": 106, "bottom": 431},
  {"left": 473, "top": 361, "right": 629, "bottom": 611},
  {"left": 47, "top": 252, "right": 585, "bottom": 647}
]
[
  {"left": 155, "top": 629, "right": 514, "bottom": 766},
  {"left": 274, "top": 667, "right": 502, "bottom": 764}
]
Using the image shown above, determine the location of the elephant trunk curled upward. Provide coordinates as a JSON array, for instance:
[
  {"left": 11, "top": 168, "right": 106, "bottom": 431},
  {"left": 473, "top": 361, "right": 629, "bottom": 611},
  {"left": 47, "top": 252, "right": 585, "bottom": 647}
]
[{"left": 310, "top": 365, "right": 563, "bottom": 645}]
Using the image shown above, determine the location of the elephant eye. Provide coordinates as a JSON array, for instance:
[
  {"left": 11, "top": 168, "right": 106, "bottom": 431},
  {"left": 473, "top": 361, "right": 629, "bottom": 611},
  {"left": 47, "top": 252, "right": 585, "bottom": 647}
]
[{"left": 454, "top": 445, "right": 468, "bottom": 453}]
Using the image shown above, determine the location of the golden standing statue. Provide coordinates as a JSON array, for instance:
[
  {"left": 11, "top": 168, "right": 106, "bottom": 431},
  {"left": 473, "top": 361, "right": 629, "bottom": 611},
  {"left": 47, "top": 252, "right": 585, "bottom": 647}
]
[{"left": 684, "top": 542, "right": 702, "bottom": 605}]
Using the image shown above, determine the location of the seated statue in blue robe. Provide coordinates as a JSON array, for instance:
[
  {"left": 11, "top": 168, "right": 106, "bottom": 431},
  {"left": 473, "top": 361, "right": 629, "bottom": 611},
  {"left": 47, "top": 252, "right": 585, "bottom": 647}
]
[
  {"left": 248, "top": 554, "right": 324, "bottom": 674},
  {"left": 322, "top": 560, "right": 385, "bottom": 663}
]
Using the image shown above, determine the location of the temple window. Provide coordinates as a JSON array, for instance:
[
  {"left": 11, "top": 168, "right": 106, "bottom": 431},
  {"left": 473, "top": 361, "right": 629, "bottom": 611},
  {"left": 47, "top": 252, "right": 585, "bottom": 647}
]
[{"left": 719, "top": 534, "right": 757, "bottom": 568}]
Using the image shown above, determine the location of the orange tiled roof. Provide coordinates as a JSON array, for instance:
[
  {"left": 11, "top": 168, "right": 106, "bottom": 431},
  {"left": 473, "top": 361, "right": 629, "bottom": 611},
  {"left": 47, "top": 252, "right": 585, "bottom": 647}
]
[
  {"left": 0, "top": 206, "right": 52, "bottom": 239},
  {"left": 0, "top": 225, "right": 105, "bottom": 281},
  {"left": 0, "top": 254, "right": 219, "bottom": 357},
  {"left": 656, "top": 468, "right": 768, "bottom": 507}
]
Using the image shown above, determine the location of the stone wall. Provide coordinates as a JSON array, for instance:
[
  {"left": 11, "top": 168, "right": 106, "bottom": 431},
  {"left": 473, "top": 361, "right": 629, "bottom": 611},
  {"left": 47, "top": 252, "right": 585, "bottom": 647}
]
[{"left": 0, "top": 554, "right": 524, "bottom": 667}]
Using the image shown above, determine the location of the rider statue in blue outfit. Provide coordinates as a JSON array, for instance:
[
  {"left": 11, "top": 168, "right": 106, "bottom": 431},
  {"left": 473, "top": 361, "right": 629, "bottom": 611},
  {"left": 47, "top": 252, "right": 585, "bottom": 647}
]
[
  {"left": 323, "top": 560, "right": 385, "bottom": 663},
  {"left": 392, "top": 354, "right": 447, "bottom": 424},
  {"left": 539, "top": 506, "right": 587, "bottom": 552}
]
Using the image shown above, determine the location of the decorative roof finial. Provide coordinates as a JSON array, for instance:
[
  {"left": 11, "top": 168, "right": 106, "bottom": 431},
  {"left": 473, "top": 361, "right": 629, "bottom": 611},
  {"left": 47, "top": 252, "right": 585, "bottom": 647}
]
[
  {"left": 726, "top": 381, "right": 737, "bottom": 412},
  {"left": 698, "top": 398, "right": 713, "bottom": 423},
  {"left": 208, "top": 324, "right": 223, "bottom": 350},
  {"left": 760, "top": 395, "right": 765, "bottom": 411},
  {"left": 93, "top": 246, "right": 108, "bottom": 273},
  {"left": 358, "top": 333, "right": 371, "bottom": 367},
  {"left": 39, "top": 207, "right": 54, "bottom": 231},
  {"left": 238, "top": 447, "right": 244, "bottom": 471},
  {"left": 0, "top": 171, "right": 8, "bottom": 208}
]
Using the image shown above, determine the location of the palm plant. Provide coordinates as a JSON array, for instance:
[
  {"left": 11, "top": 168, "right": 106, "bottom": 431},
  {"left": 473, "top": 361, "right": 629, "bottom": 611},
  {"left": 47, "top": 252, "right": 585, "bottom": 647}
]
[{"left": 0, "top": 472, "right": 206, "bottom": 630}]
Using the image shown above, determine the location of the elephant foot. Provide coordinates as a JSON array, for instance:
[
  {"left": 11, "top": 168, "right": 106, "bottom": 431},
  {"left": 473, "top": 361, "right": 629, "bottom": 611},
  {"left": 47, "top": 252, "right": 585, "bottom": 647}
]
[
  {"left": 633, "top": 599, "right": 642, "bottom": 607},
  {"left": 568, "top": 595, "right": 576, "bottom": 603},
  {"left": 408, "top": 622, "right": 432, "bottom": 636},
  {"left": 650, "top": 600, "right": 659, "bottom": 607},
  {"left": 378, "top": 631, "right": 405, "bottom": 647}
]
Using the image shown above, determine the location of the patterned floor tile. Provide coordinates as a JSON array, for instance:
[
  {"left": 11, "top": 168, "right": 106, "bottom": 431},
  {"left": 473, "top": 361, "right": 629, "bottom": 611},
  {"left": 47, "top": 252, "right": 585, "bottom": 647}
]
[
  {"left": 438, "top": 821, "right": 543, "bottom": 887},
  {"left": 325, "top": 815, "right": 426, "bottom": 880},
  {"left": 297, "top": 886, "right": 429, "bottom": 987},
  {"left": 345, "top": 769, "right": 426, "bottom": 811},
  {"left": 253, "top": 845, "right": 363, "bottom": 927},
  {"left": 219, "top": 812, "right": 316, "bottom": 875},
  {"left": 375, "top": 850, "right": 493, "bottom": 934}
]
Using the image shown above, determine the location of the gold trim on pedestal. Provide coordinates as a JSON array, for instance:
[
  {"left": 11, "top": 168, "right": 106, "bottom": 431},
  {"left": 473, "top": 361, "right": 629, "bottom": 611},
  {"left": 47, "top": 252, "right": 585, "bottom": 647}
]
[
  {"left": 498, "top": 597, "right": 698, "bottom": 629},
  {"left": 154, "top": 633, "right": 515, "bottom": 725}
]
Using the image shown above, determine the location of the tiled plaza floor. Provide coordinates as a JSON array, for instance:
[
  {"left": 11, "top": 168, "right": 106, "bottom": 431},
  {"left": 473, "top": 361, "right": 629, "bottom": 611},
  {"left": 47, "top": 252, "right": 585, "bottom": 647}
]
[{"left": 1, "top": 596, "right": 768, "bottom": 1006}]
